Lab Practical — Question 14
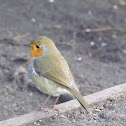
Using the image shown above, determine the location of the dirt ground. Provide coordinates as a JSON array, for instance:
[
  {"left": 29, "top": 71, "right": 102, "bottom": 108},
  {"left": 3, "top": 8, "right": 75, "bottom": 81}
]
[
  {"left": 0, "top": 0, "right": 126, "bottom": 125},
  {"left": 27, "top": 95, "right": 126, "bottom": 126}
]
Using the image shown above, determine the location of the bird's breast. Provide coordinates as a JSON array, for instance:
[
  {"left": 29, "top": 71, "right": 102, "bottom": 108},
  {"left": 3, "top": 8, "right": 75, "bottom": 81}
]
[{"left": 28, "top": 57, "right": 72, "bottom": 96}]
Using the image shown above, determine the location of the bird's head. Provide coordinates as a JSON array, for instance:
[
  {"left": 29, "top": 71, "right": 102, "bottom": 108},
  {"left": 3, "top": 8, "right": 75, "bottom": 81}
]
[{"left": 24, "top": 36, "right": 56, "bottom": 59}]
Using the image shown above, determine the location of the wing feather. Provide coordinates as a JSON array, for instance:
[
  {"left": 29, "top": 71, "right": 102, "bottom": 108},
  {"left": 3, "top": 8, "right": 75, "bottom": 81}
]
[{"left": 34, "top": 53, "right": 78, "bottom": 91}]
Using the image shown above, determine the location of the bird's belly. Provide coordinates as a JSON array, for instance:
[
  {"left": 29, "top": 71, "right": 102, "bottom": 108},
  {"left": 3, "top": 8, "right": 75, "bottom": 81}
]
[
  {"left": 28, "top": 70, "right": 71, "bottom": 96},
  {"left": 28, "top": 57, "right": 72, "bottom": 96}
]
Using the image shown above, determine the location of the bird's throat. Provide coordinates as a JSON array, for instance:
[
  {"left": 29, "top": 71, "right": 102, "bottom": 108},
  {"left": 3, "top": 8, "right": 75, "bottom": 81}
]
[{"left": 28, "top": 48, "right": 42, "bottom": 65}]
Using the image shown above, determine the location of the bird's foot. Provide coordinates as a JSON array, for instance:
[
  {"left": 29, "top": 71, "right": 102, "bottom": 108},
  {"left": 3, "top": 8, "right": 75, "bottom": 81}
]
[
  {"left": 49, "top": 105, "right": 59, "bottom": 112},
  {"left": 40, "top": 106, "right": 48, "bottom": 113}
]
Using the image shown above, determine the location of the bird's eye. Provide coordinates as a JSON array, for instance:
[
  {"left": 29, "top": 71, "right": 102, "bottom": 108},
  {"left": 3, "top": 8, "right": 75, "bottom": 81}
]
[{"left": 36, "top": 45, "right": 40, "bottom": 48}]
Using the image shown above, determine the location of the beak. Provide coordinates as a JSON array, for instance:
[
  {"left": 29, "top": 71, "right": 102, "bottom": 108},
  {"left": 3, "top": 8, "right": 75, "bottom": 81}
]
[{"left": 24, "top": 44, "right": 30, "bottom": 47}]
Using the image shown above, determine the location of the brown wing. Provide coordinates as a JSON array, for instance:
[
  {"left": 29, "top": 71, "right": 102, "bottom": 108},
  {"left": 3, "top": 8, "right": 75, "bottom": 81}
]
[{"left": 34, "top": 53, "right": 79, "bottom": 91}]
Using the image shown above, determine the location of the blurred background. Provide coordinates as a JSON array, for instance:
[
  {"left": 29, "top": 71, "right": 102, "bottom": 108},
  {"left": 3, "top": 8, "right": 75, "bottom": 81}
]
[{"left": 0, "top": 0, "right": 126, "bottom": 121}]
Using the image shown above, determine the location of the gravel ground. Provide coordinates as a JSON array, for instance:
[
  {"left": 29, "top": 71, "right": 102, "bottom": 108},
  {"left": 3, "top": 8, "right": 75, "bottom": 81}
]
[
  {"left": 27, "top": 94, "right": 126, "bottom": 126},
  {"left": 0, "top": 0, "right": 126, "bottom": 125}
]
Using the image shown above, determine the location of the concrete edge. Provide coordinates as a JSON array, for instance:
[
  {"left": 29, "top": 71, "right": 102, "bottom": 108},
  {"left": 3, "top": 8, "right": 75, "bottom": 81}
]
[{"left": 0, "top": 83, "right": 126, "bottom": 126}]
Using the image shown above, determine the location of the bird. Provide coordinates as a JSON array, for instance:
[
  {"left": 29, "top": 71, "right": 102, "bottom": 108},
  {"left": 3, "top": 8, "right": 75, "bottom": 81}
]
[{"left": 24, "top": 36, "right": 88, "bottom": 110}]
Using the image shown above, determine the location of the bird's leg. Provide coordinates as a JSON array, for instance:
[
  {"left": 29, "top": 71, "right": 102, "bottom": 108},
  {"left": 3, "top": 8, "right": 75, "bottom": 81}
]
[
  {"left": 49, "top": 95, "right": 60, "bottom": 112},
  {"left": 41, "top": 95, "right": 51, "bottom": 110},
  {"left": 53, "top": 95, "right": 60, "bottom": 107}
]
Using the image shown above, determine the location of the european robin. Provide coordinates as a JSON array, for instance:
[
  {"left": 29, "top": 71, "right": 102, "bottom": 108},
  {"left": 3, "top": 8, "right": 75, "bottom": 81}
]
[{"left": 24, "top": 36, "right": 88, "bottom": 110}]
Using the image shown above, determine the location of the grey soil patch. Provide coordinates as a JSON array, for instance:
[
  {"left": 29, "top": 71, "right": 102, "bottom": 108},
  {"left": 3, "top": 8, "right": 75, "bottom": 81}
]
[{"left": 0, "top": 0, "right": 126, "bottom": 125}]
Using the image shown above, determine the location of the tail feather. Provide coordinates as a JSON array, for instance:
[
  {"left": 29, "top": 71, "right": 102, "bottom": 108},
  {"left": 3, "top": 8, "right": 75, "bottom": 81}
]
[{"left": 69, "top": 88, "right": 88, "bottom": 111}]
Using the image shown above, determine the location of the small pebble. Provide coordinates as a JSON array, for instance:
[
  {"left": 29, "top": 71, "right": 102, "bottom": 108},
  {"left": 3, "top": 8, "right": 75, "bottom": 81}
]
[
  {"left": 39, "top": 120, "right": 42, "bottom": 122},
  {"left": 94, "top": 108, "right": 101, "bottom": 112},
  {"left": 113, "top": 5, "right": 118, "bottom": 9},
  {"left": 85, "top": 28, "right": 91, "bottom": 32},
  {"left": 88, "top": 52, "right": 92, "bottom": 57},
  {"left": 123, "top": 50, "right": 126, "bottom": 53},
  {"left": 49, "top": 0, "right": 54, "bottom": 2},
  {"left": 29, "top": 93, "right": 33, "bottom": 96},
  {"left": 101, "top": 42, "right": 107, "bottom": 47},
  {"left": 90, "top": 41, "right": 95, "bottom": 46},
  {"left": 88, "top": 10, "right": 93, "bottom": 15},
  {"left": 112, "top": 34, "right": 117, "bottom": 39},
  {"left": 77, "top": 57, "right": 82, "bottom": 61},
  {"left": 34, "top": 122, "right": 37, "bottom": 125},
  {"left": 31, "top": 18, "right": 36, "bottom": 22},
  {"left": 60, "top": 114, "right": 65, "bottom": 118}
]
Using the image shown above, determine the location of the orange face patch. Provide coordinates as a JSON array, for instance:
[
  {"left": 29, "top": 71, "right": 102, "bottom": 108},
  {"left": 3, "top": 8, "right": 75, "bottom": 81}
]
[{"left": 28, "top": 41, "right": 43, "bottom": 65}]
